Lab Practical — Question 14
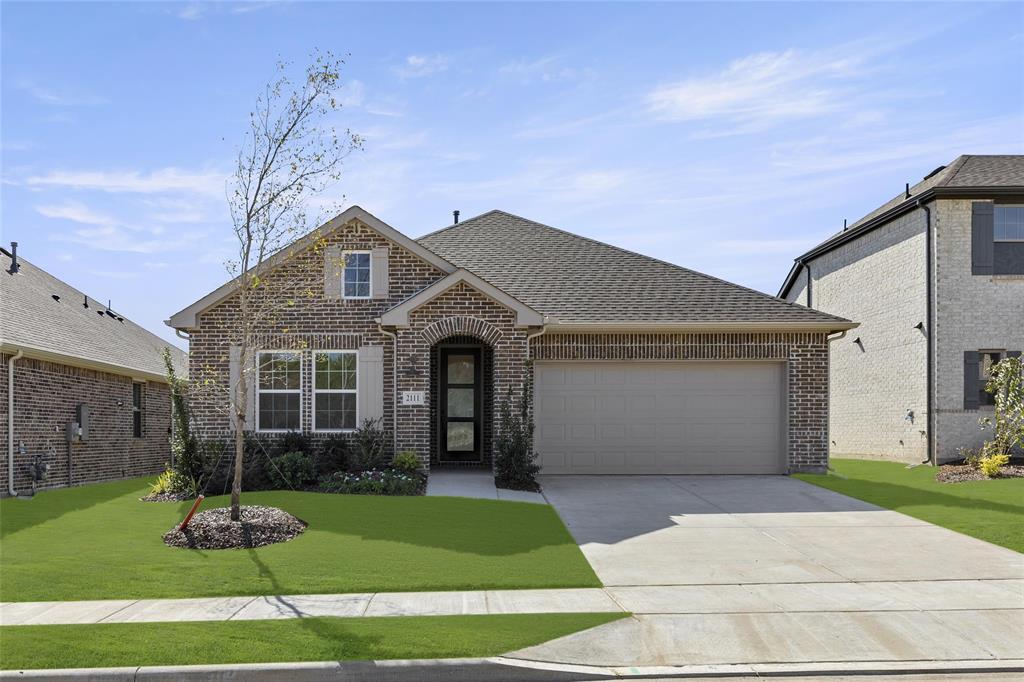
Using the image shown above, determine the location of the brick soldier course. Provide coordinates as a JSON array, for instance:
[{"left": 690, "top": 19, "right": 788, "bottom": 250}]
[{"left": 171, "top": 206, "right": 854, "bottom": 475}]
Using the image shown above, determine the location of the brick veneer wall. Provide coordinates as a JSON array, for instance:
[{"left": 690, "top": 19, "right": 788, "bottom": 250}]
[
  {"left": 0, "top": 353, "right": 171, "bottom": 494},
  {"left": 187, "top": 219, "right": 446, "bottom": 447},
  {"left": 530, "top": 332, "right": 831, "bottom": 473}
]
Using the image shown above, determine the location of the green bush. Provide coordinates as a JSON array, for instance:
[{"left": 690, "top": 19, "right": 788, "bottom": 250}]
[
  {"left": 352, "top": 418, "right": 387, "bottom": 470},
  {"left": 278, "top": 430, "right": 311, "bottom": 456},
  {"left": 494, "top": 387, "right": 540, "bottom": 491},
  {"left": 266, "top": 451, "right": 318, "bottom": 489},
  {"left": 148, "top": 467, "right": 199, "bottom": 497},
  {"left": 317, "top": 434, "right": 350, "bottom": 474},
  {"left": 392, "top": 450, "right": 420, "bottom": 474},
  {"left": 318, "top": 468, "right": 422, "bottom": 496},
  {"left": 163, "top": 348, "right": 203, "bottom": 483},
  {"left": 202, "top": 435, "right": 273, "bottom": 495}
]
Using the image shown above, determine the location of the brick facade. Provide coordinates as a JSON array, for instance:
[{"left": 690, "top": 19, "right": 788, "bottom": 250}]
[
  {"left": 185, "top": 217, "right": 833, "bottom": 474},
  {"left": 1, "top": 353, "right": 171, "bottom": 494}
]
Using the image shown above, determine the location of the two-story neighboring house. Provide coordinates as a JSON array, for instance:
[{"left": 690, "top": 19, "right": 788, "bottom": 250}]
[
  {"left": 170, "top": 207, "right": 854, "bottom": 476},
  {"left": 779, "top": 155, "right": 1024, "bottom": 464}
]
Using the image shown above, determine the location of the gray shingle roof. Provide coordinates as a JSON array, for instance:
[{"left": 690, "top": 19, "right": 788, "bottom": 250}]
[
  {"left": 1, "top": 249, "right": 185, "bottom": 380},
  {"left": 417, "top": 211, "right": 852, "bottom": 327}
]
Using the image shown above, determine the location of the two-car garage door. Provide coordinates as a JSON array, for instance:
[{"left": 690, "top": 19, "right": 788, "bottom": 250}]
[{"left": 534, "top": 361, "right": 785, "bottom": 474}]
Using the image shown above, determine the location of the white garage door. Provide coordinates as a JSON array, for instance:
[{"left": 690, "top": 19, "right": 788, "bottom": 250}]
[{"left": 534, "top": 361, "right": 785, "bottom": 474}]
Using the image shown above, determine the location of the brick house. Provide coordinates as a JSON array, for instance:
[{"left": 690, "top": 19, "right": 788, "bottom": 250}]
[
  {"left": 1, "top": 245, "right": 186, "bottom": 495},
  {"left": 779, "top": 155, "right": 1024, "bottom": 464},
  {"left": 170, "top": 207, "right": 854, "bottom": 475}
]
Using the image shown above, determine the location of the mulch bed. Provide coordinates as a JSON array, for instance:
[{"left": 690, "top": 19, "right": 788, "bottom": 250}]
[
  {"left": 495, "top": 478, "right": 542, "bottom": 493},
  {"left": 162, "top": 505, "right": 307, "bottom": 550},
  {"left": 141, "top": 491, "right": 192, "bottom": 503},
  {"left": 936, "top": 464, "right": 1024, "bottom": 484}
]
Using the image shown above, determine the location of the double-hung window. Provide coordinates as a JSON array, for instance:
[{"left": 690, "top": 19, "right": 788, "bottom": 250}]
[
  {"left": 344, "top": 251, "right": 371, "bottom": 299},
  {"left": 995, "top": 206, "right": 1024, "bottom": 242},
  {"left": 257, "top": 352, "right": 302, "bottom": 431},
  {"left": 314, "top": 351, "right": 357, "bottom": 431}
]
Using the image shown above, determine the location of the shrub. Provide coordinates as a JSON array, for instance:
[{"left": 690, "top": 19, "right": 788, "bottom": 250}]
[
  {"left": 149, "top": 467, "right": 199, "bottom": 497},
  {"left": 958, "top": 447, "right": 983, "bottom": 469},
  {"left": 163, "top": 348, "right": 202, "bottom": 482},
  {"left": 978, "top": 355, "right": 1023, "bottom": 460},
  {"left": 278, "top": 430, "right": 311, "bottom": 456},
  {"left": 265, "top": 451, "right": 318, "bottom": 489},
  {"left": 319, "top": 468, "right": 422, "bottom": 496},
  {"left": 980, "top": 452, "right": 1009, "bottom": 478},
  {"left": 392, "top": 450, "right": 420, "bottom": 474},
  {"left": 352, "top": 417, "right": 387, "bottom": 470},
  {"left": 202, "top": 435, "right": 273, "bottom": 495},
  {"left": 317, "top": 434, "right": 350, "bottom": 475},
  {"left": 494, "top": 387, "right": 540, "bottom": 491}
]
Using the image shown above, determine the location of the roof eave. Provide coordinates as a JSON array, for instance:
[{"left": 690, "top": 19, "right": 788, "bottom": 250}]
[
  {"left": 777, "top": 185, "right": 1024, "bottom": 298},
  {"left": 545, "top": 320, "right": 858, "bottom": 334},
  {"left": 0, "top": 341, "right": 171, "bottom": 383}
]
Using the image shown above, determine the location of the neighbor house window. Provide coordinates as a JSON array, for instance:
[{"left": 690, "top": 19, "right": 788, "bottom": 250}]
[
  {"left": 257, "top": 351, "right": 301, "bottom": 431},
  {"left": 314, "top": 351, "right": 357, "bottom": 431},
  {"left": 132, "top": 383, "right": 144, "bottom": 438},
  {"left": 979, "top": 350, "right": 1003, "bottom": 407},
  {"left": 344, "top": 251, "right": 371, "bottom": 298},
  {"left": 995, "top": 206, "right": 1024, "bottom": 241}
]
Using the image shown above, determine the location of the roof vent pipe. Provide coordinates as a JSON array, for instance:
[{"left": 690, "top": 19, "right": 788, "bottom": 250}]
[
  {"left": 8, "top": 242, "right": 19, "bottom": 274},
  {"left": 453, "top": 210, "right": 460, "bottom": 224},
  {"left": 905, "top": 183, "right": 911, "bottom": 199}
]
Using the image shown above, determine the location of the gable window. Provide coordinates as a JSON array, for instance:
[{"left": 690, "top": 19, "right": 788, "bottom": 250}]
[
  {"left": 995, "top": 206, "right": 1024, "bottom": 242},
  {"left": 344, "top": 251, "right": 371, "bottom": 299},
  {"left": 978, "top": 350, "right": 1003, "bottom": 407},
  {"left": 132, "top": 383, "right": 144, "bottom": 438},
  {"left": 257, "top": 351, "right": 301, "bottom": 431},
  {"left": 314, "top": 351, "right": 357, "bottom": 431}
]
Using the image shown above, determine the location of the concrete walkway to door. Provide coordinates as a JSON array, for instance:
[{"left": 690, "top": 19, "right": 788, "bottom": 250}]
[{"left": 509, "top": 475, "right": 1024, "bottom": 668}]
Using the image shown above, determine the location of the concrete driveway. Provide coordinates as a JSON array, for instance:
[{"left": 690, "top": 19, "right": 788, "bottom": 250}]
[{"left": 509, "top": 475, "right": 1024, "bottom": 669}]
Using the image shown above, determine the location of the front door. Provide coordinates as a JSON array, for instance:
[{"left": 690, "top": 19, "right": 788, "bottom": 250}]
[{"left": 439, "top": 347, "right": 482, "bottom": 463}]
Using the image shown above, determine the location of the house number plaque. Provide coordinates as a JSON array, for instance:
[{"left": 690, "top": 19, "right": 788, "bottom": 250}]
[{"left": 402, "top": 391, "right": 425, "bottom": 406}]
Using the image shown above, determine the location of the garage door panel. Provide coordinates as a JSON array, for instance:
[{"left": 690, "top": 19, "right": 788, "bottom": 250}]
[{"left": 535, "top": 361, "right": 784, "bottom": 475}]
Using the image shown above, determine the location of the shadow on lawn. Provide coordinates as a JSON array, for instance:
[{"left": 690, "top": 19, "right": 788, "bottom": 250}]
[
  {"left": 250, "top": 491, "right": 579, "bottom": 557},
  {"left": 0, "top": 477, "right": 151, "bottom": 538}
]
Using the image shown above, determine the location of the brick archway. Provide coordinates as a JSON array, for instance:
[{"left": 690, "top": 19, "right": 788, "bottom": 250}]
[{"left": 419, "top": 316, "right": 504, "bottom": 347}]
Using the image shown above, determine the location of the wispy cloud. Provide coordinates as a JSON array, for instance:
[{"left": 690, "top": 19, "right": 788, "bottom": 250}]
[
  {"left": 499, "top": 56, "right": 584, "bottom": 84},
  {"left": 26, "top": 167, "right": 226, "bottom": 197},
  {"left": 53, "top": 225, "right": 207, "bottom": 254},
  {"left": 647, "top": 48, "right": 865, "bottom": 131},
  {"left": 176, "top": 3, "right": 207, "bottom": 21},
  {"left": 19, "top": 80, "right": 105, "bottom": 107},
  {"left": 393, "top": 54, "right": 450, "bottom": 79},
  {"left": 36, "top": 201, "right": 118, "bottom": 227}
]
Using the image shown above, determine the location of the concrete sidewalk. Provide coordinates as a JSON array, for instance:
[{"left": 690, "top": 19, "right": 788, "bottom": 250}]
[{"left": 425, "top": 469, "right": 546, "bottom": 503}]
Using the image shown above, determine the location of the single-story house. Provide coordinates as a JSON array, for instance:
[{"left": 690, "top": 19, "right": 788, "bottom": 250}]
[
  {"left": 169, "top": 207, "right": 855, "bottom": 475},
  {"left": 1, "top": 244, "right": 186, "bottom": 495}
]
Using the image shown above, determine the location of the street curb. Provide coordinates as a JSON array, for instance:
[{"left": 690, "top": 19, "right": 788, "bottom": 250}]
[{"left": 2, "top": 657, "right": 1023, "bottom": 680}]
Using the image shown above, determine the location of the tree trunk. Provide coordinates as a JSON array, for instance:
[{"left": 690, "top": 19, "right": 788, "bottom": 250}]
[{"left": 230, "top": 367, "right": 246, "bottom": 521}]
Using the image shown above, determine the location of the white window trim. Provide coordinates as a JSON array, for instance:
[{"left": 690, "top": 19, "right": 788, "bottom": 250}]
[
  {"left": 255, "top": 350, "right": 303, "bottom": 433},
  {"left": 994, "top": 205, "right": 1024, "bottom": 242},
  {"left": 313, "top": 349, "right": 359, "bottom": 432},
  {"left": 343, "top": 250, "right": 372, "bottom": 300}
]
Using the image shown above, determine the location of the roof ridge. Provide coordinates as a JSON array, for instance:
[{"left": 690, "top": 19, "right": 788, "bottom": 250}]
[
  {"left": 414, "top": 209, "right": 506, "bottom": 241},
  {"left": 935, "top": 154, "right": 971, "bottom": 187},
  {"left": 426, "top": 209, "right": 843, "bottom": 320}
]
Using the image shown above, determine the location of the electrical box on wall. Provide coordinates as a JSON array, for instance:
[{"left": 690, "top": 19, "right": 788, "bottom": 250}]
[{"left": 76, "top": 404, "right": 89, "bottom": 441}]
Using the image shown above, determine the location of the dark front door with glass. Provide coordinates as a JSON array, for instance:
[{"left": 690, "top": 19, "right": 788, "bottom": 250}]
[{"left": 439, "top": 348, "right": 482, "bottom": 462}]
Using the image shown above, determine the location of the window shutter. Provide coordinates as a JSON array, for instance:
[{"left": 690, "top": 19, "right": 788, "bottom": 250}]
[
  {"left": 357, "top": 346, "right": 385, "bottom": 424},
  {"left": 371, "top": 247, "right": 389, "bottom": 299},
  {"left": 963, "top": 351, "right": 980, "bottom": 410},
  {"left": 1009, "top": 351, "right": 1022, "bottom": 359},
  {"left": 323, "top": 246, "right": 343, "bottom": 299},
  {"left": 228, "top": 345, "right": 256, "bottom": 431},
  {"left": 971, "top": 203, "right": 994, "bottom": 275}
]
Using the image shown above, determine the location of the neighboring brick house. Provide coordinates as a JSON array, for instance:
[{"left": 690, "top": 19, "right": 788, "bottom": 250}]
[
  {"left": 1, "top": 245, "right": 185, "bottom": 495},
  {"left": 170, "top": 207, "right": 854, "bottom": 475},
  {"left": 779, "top": 155, "right": 1024, "bottom": 464}
]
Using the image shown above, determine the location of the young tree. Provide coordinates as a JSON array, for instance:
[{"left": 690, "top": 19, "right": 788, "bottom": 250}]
[{"left": 223, "top": 52, "right": 362, "bottom": 520}]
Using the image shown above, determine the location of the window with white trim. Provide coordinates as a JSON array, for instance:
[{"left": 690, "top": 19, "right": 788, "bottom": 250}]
[
  {"left": 314, "top": 351, "right": 357, "bottom": 431},
  {"left": 995, "top": 206, "right": 1024, "bottom": 241},
  {"left": 257, "top": 351, "right": 301, "bottom": 431},
  {"left": 344, "top": 251, "right": 371, "bottom": 298}
]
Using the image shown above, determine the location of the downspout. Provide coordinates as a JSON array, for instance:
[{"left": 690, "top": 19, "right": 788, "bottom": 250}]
[
  {"left": 377, "top": 323, "right": 398, "bottom": 456},
  {"left": 8, "top": 349, "right": 24, "bottom": 497},
  {"left": 918, "top": 199, "right": 935, "bottom": 465}
]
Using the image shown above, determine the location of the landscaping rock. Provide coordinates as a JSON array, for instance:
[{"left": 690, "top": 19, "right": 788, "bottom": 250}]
[
  {"left": 141, "top": 491, "right": 192, "bottom": 503},
  {"left": 163, "top": 505, "right": 306, "bottom": 550},
  {"left": 936, "top": 464, "right": 1024, "bottom": 484}
]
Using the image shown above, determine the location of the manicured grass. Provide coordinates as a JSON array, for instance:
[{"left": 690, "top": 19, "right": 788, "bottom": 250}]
[
  {"left": 0, "top": 612, "right": 625, "bottom": 670},
  {"left": 796, "top": 458, "right": 1024, "bottom": 553},
  {"left": 0, "top": 477, "right": 599, "bottom": 602}
]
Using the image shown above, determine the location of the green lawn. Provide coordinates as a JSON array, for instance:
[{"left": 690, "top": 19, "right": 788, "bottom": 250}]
[
  {"left": 796, "top": 458, "right": 1024, "bottom": 553},
  {"left": 0, "top": 613, "right": 624, "bottom": 670},
  {"left": 0, "top": 477, "right": 599, "bottom": 602}
]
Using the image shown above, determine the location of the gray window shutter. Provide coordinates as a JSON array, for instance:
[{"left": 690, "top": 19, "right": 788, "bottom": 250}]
[
  {"left": 323, "top": 246, "right": 343, "bottom": 299},
  {"left": 971, "top": 203, "right": 994, "bottom": 275},
  {"left": 1009, "top": 351, "right": 1022, "bottom": 359},
  {"left": 228, "top": 345, "right": 256, "bottom": 431},
  {"left": 358, "top": 345, "right": 385, "bottom": 424},
  {"left": 371, "top": 247, "right": 389, "bottom": 299},
  {"left": 963, "top": 351, "right": 980, "bottom": 410}
]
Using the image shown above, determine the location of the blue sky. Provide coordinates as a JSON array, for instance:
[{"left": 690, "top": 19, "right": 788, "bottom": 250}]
[{"left": 2, "top": 1, "right": 1022, "bottom": 348}]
